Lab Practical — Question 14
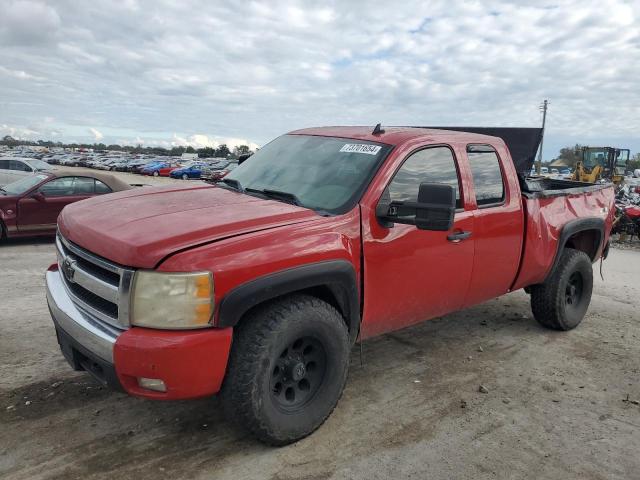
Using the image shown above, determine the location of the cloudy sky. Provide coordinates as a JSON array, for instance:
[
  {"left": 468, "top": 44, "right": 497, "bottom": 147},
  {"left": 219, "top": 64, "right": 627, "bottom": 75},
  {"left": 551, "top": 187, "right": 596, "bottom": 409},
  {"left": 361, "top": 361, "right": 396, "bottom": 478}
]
[{"left": 1, "top": 0, "right": 638, "bottom": 158}]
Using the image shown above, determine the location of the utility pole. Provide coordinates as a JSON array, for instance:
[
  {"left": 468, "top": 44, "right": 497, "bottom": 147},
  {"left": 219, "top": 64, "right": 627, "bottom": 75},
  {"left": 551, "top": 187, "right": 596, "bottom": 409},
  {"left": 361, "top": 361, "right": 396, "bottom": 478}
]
[{"left": 537, "top": 99, "right": 548, "bottom": 174}]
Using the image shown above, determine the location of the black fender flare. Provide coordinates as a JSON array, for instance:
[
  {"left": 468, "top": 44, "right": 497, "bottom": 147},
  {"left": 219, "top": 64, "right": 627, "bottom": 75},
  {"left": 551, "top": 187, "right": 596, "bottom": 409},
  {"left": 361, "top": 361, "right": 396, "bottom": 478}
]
[
  {"left": 546, "top": 217, "right": 605, "bottom": 280},
  {"left": 216, "top": 260, "right": 360, "bottom": 341}
]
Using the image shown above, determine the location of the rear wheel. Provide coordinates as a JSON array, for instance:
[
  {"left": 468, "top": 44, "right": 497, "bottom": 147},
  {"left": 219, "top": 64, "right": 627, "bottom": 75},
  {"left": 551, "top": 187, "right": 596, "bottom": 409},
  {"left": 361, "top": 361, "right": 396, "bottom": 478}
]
[
  {"left": 530, "top": 248, "right": 593, "bottom": 330},
  {"left": 153, "top": 171, "right": 159, "bottom": 177},
  {"left": 221, "top": 294, "right": 350, "bottom": 445}
]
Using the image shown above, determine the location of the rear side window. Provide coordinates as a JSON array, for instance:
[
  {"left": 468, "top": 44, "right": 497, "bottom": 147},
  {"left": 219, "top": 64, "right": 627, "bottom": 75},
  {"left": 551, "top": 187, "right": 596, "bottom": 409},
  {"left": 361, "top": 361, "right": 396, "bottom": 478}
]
[
  {"left": 73, "top": 177, "right": 95, "bottom": 194},
  {"left": 386, "top": 146, "right": 462, "bottom": 208},
  {"left": 467, "top": 145, "right": 505, "bottom": 206},
  {"left": 95, "top": 180, "right": 112, "bottom": 194},
  {"left": 0, "top": 159, "right": 9, "bottom": 169},
  {"left": 10, "top": 160, "right": 31, "bottom": 172}
]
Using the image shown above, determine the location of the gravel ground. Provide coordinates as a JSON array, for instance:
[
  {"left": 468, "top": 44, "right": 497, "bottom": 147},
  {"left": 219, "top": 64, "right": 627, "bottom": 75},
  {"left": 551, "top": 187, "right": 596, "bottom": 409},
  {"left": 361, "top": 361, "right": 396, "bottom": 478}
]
[{"left": 0, "top": 172, "right": 639, "bottom": 479}]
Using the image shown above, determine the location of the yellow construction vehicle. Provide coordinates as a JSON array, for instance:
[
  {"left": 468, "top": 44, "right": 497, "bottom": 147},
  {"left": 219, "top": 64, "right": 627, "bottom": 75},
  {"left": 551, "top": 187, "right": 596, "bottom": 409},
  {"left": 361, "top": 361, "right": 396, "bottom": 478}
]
[{"left": 572, "top": 146, "right": 630, "bottom": 184}]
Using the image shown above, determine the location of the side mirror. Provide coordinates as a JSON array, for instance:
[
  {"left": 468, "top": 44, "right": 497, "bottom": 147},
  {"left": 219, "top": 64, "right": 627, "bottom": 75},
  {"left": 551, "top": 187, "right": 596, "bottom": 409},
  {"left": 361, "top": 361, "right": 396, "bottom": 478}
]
[
  {"left": 376, "top": 183, "right": 455, "bottom": 231},
  {"left": 32, "top": 192, "right": 46, "bottom": 202}
]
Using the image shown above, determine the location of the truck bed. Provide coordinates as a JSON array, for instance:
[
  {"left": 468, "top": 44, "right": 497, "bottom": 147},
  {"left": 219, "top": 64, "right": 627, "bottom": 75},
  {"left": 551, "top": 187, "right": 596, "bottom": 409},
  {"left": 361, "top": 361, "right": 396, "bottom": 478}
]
[
  {"left": 512, "top": 179, "right": 614, "bottom": 290},
  {"left": 520, "top": 176, "right": 609, "bottom": 198}
]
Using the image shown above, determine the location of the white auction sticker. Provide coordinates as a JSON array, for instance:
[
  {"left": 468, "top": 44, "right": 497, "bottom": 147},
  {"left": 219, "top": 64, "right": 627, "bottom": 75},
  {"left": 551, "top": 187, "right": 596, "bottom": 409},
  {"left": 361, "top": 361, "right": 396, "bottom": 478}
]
[{"left": 340, "top": 144, "right": 382, "bottom": 155}]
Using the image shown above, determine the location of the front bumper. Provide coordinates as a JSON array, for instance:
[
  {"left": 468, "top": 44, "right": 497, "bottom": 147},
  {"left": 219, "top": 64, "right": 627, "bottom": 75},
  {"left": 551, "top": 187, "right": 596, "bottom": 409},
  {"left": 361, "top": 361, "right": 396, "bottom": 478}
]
[{"left": 46, "top": 268, "right": 233, "bottom": 400}]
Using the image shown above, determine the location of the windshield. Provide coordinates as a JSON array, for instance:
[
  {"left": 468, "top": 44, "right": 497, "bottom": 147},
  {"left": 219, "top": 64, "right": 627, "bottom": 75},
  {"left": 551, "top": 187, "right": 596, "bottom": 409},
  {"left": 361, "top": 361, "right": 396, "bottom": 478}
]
[
  {"left": 3, "top": 174, "right": 49, "bottom": 195},
  {"left": 583, "top": 148, "right": 607, "bottom": 168},
  {"left": 226, "top": 134, "right": 392, "bottom": 213},
  {"left": 26, "top": 159, "right": 52, "bottom": 171}
]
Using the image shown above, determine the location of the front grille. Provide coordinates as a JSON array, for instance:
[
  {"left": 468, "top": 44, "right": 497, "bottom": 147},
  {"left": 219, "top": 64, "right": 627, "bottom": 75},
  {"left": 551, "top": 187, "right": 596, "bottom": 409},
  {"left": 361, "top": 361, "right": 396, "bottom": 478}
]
[{"left": 56, "top": 233, "right": 134, "bottom": 330}]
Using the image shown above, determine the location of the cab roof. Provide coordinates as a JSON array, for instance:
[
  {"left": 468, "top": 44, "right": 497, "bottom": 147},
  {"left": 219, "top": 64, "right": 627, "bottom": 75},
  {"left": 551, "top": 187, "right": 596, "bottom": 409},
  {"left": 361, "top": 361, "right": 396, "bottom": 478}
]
[
  {"left": 289, "top": 126, "right": 543, "bottom": 175},
  {"left": 288, "top": 126, "right": 501, "bottom": 147}
]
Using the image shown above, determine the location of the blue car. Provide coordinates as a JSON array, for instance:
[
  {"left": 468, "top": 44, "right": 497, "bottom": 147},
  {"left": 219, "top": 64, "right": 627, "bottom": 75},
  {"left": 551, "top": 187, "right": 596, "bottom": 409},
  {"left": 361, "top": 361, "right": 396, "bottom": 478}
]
[{"left": 170, "top": 164, "right": 205, "bottom": 180}]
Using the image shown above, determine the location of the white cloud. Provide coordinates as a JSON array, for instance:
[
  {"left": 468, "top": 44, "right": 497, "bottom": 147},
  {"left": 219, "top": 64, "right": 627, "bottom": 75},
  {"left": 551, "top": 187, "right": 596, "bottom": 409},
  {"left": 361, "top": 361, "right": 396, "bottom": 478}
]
[
  {"left": 0, "top": 0, "right": 639, "bottom": 157},
  {"left": 89, "top": 128, "right": 104, "bottom": 141}
]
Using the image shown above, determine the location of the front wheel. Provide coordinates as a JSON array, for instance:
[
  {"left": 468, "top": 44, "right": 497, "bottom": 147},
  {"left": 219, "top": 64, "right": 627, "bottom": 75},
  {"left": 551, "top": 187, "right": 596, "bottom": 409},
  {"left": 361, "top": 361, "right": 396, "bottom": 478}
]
[
  {"left": 221, "top": 294, "right": 350, "bottom": 445},
  {"left": 153, "top": 171, "right": 159, "bottom": 177},
  {"left": 182, "top": 174, "right": 189, "bottom": 180},
  {"left": 530, "top": 248, "right": 593, "bottom": 330}
]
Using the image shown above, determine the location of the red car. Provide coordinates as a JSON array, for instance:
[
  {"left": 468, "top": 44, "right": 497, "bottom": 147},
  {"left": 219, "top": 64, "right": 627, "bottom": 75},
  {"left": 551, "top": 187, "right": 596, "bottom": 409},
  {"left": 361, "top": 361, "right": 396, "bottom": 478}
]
[
  {"left": 47, "top": 126, "right": 614, "bottom": 445},
  {"left": 0, "top": 171, "right": 131, "bottom": 239}
]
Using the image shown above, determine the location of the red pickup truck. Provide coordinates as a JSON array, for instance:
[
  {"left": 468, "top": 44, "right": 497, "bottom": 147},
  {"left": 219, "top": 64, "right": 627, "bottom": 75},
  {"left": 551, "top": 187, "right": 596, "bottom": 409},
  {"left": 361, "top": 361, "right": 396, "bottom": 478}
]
[{"left": 46, "top": 126, "right": 614, "bottom": 445}]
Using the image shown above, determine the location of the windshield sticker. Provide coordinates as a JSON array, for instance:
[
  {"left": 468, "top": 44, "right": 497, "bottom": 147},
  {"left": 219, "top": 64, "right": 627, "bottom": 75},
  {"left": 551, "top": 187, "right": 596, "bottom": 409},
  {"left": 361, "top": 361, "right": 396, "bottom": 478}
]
[{"left": 340, "top": 144, "right": 382, "bottom": 155}]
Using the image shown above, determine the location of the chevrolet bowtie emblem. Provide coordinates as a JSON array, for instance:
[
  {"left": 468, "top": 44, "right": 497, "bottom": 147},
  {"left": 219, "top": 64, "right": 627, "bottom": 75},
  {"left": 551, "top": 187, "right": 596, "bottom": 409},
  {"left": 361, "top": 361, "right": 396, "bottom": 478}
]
[{"left": 62, "top": 258, "right": 77, "bottom": 283}]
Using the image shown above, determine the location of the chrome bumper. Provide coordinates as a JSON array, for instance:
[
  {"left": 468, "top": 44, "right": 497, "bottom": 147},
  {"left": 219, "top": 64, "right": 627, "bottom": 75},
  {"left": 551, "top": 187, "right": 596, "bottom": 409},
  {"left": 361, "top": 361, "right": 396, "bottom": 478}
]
[{"left": 46, "top": 269, "right": 120, "bottom": 363}]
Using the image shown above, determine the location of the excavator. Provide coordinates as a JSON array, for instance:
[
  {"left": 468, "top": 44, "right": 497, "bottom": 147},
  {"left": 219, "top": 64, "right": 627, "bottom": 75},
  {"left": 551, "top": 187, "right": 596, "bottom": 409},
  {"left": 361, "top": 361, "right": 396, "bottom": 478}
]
[{"left": 572, "top": 146, "right": 630, "bottom": 184}]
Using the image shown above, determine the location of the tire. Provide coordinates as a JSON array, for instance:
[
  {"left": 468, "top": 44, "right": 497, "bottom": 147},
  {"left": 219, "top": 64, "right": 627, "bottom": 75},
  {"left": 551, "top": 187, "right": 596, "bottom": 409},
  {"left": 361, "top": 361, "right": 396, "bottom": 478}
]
[
  {"left": 221, "top": 294, "right": 350, "bottom": 446},
  {"left": 153, "top": 171, "right": 159, "bottom": 177},
  {"left": 182, "top": 174, "right": 189, "bottom": 180},
  {"left": 530, "top": 248, "right": 593, "bottom": 330}
]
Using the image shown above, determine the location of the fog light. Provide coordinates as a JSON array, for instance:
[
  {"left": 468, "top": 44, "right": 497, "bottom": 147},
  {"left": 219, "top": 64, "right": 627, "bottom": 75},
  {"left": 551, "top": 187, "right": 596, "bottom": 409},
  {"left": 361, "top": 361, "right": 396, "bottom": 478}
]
[{"left": 137, "top": 377, "right": 167, "bottom": 392}]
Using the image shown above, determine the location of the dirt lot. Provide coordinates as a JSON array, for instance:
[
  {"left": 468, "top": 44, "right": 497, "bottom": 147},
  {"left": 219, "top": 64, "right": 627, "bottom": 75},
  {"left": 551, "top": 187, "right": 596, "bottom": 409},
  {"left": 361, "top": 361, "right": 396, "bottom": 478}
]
[{"left": 1, "top": 173, "right": 639, "bottom": 479}]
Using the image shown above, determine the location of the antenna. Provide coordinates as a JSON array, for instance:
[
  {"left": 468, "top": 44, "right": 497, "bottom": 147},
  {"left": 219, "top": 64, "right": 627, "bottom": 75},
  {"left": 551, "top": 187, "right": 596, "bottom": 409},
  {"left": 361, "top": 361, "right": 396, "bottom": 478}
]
[{"left": 372, "top": 123, "right": 385, "bottom": 135}]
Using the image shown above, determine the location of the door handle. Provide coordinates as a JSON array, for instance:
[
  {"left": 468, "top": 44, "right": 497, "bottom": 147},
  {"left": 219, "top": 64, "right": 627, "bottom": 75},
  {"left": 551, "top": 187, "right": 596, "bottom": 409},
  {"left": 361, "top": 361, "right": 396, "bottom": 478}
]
[{"left": 447, "top": 230, "right": 472, "bottom": 242}]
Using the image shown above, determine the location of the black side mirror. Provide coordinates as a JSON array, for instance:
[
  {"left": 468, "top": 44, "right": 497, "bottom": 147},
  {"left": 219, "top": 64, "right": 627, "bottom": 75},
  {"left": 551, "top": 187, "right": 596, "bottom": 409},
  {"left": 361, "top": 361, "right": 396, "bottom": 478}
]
[{"left": 376, "top": 183, "right": 455, "bottom": 231}]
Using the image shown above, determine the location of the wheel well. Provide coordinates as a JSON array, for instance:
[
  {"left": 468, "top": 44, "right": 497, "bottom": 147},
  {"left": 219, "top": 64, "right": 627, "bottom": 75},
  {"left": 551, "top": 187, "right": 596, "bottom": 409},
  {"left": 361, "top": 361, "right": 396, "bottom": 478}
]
[
  {"left": 564, "top": 229, "right": 601, "bottom": 261},
  {"left": 237, "top": 285, "right": 358, "bottom": 336},
  {"left": 0, "top": 218, "right": 6, "bottom": 239}
]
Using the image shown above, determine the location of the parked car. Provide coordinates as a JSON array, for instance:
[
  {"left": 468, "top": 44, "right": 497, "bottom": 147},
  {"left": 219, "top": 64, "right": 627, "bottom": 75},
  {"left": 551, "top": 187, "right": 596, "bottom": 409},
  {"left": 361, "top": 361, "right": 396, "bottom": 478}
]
[
  {"left": 46, "top": 126, "right": 614, "bottom": 446},
  {"left": 200, "top": 161, "right": 232, "bottom": 181},
  {"left": 169, "top": 163, "right": 206, "bottom": 180},
  {"left": 140, "top": 162, "right": 178, "bottom": 176},
  {"left": 95, "top": 159, "right": 120, "bottom": 171},
  {"left": 129, "top": 160, "right": 159, "bottom": 173},
  {"left": 0, "top": 157, "right": 54, "bottom": 186},
  {"left": 203, "top": 162, "right": 238, "bottom": 182},
  {"left": 0, "top": 171, "right": 131, "bottom": 239},
  {"left": 111, "top": 160, "right": 133, "bottom": 172}
]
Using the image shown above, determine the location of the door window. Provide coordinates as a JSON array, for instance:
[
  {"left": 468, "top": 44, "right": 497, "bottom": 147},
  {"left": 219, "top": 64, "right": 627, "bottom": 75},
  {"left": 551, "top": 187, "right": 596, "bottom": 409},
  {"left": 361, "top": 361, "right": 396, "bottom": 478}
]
[
  {"left": 467, "top": 145, "right": 505, "bottom": 206},
  {"left": 385, "top": 146, "right": 462, "bottom": 208},
  {"left": 39, "top": 177, "right": 75, "bottom": 196},
  {"left": 0, "top": 159, "right": 10, "bottom": 169}
]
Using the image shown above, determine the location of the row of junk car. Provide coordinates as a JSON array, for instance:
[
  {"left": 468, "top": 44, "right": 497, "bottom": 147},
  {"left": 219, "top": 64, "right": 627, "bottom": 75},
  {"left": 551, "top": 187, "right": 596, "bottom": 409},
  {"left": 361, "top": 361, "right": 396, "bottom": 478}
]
[{"left": 17, "top": 149, "right": 239, "bottom": 182}]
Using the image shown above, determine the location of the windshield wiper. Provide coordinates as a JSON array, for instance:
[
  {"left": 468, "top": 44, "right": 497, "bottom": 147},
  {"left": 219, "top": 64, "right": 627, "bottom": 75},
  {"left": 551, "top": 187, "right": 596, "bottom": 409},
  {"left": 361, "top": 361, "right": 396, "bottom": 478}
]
[
  {"left": 218, "top": 178, "right": 243, "bottom": 191},
  {"left": 245, "top": 188, "right": 302, "bottom": 206}
]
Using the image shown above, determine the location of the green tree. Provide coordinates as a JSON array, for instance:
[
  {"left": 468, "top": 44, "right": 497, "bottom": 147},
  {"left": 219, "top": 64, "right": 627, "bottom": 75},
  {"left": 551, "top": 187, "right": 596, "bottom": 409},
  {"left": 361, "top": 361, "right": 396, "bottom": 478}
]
[
  {"left": 216, "top": 144, "right": 230, "bottom": 158},
  {"left": 233, "top": 145, "right": 251, "bottom": 157},
  {"left": 557, "top": 144, "right": 583, "bottom": 167}
]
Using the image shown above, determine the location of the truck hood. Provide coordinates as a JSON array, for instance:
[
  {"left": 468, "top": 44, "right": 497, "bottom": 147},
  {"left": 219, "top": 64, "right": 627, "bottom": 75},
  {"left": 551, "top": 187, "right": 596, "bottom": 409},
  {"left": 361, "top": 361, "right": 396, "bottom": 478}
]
[{"left": 58, "top": 184, "right": 318, "bottom": 268}]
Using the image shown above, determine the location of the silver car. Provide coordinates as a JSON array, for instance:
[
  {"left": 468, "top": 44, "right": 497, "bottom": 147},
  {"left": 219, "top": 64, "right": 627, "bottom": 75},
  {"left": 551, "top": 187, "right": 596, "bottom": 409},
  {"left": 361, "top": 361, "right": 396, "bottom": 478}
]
[{"left": 0, "top": 157, "right": 54, "bottom": 186}]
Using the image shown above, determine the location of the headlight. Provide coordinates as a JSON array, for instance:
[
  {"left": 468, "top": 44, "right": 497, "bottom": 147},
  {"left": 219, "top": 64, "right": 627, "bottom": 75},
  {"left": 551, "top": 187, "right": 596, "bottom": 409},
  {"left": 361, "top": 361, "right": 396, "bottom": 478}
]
[{"left": 130, "top": 271, "right": 214, "bottom": 329}]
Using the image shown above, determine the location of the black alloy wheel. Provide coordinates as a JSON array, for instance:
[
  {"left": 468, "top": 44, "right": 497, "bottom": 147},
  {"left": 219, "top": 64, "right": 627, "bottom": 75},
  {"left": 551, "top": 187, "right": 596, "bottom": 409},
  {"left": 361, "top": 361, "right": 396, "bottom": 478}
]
[{"left": 270, "top": 336, "right": 327, "bottom": 412}]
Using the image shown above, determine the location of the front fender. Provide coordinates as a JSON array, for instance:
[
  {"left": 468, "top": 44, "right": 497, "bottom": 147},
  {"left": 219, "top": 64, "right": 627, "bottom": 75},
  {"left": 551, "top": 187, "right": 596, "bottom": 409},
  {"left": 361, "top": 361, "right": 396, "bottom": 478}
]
[{"left": 216, "top": 260, "right": 359, "bottom": 339}]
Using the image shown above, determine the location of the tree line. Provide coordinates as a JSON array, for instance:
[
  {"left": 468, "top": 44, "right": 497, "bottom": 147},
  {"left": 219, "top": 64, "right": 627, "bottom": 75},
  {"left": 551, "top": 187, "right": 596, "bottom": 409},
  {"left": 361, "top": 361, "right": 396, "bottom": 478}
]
[{"left": 0, "top": 135, "right": 254, "bottom": 159}]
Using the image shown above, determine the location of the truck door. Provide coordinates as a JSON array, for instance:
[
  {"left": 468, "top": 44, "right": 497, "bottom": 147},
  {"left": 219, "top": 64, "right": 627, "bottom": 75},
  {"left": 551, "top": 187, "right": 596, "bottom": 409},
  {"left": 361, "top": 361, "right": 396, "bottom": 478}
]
[
  {"left": 462, "top": 144, "right": 524, "bottom": 307},
  {"left": 361, "top": 145, "right": 475, "bottom": 338}
]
